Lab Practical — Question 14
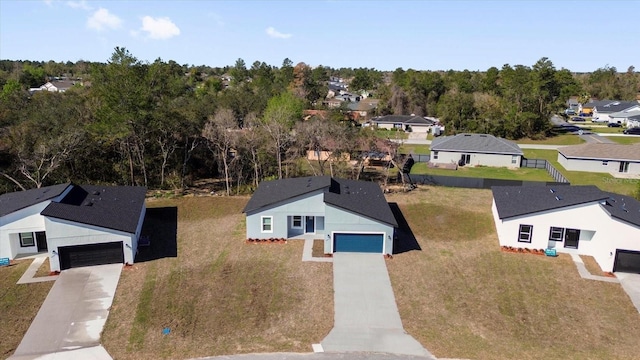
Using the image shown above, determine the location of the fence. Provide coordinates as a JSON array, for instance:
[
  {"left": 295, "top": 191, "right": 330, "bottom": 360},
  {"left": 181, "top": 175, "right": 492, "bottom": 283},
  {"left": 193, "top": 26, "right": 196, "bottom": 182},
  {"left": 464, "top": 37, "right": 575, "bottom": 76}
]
[
  {"left": 400, "top": 174, "right": 569, "bottom": 190},
  {"left": 400, "top": 153, "right": 430, "bottom": 163},
  {"left": 521, "top": 158, "right": 569, "bottom": 183}
]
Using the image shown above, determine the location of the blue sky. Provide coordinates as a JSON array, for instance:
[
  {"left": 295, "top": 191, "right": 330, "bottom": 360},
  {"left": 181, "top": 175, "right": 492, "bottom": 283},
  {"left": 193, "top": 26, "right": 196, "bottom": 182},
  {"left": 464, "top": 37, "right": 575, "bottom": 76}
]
[{"left": 1, "top": 0, "right": 639, "bottom": 72}]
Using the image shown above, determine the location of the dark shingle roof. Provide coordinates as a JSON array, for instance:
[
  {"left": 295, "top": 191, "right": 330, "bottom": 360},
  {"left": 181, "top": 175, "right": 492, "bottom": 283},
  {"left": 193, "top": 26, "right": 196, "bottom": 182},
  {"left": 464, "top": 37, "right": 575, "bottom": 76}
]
[
  {"left": 431, "top": 133, "right": 523, "bottom": 155},
  {"left": 243, "top": 176, "right": 397, "bottom": 226},
  {"left": 593, "top": 101, "right": 638, "bottom": 114},
  {"left": 374, "top": 115, "right": 415, "bottom": 124},
  {"left": 41, "top": 185, "right": 146, "bottom": 233},
  {"left": 0, "top": 183, "right": 70, "bottom": 217},
  {"left": 601, "top": 192, "right": 640, "bottom": 227}
]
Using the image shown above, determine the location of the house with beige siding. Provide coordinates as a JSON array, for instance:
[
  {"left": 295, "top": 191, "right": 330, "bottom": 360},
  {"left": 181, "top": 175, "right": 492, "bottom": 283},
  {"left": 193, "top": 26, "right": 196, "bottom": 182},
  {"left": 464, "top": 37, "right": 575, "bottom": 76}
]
[
  {"left": 429, "top": 133, "right": 523, "bottom": 168},
  {"left": 557, "top": 143, "right": 640, "bottom": 176}
]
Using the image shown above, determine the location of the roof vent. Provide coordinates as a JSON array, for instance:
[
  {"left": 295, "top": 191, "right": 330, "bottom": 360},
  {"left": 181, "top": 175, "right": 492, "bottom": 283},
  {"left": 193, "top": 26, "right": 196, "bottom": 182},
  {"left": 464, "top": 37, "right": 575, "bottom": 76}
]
[
  {"left": 555, "top": 196, "right": 563, "bottom": 201},
  {"left": 550, "top": 189, "right": 556, "bottom": 193},
  {"left": 82, "top": 200, "right": 93, "bottom": 206},
  {"left": 92, "top": 190, "right": 100, "bottom": 195}
]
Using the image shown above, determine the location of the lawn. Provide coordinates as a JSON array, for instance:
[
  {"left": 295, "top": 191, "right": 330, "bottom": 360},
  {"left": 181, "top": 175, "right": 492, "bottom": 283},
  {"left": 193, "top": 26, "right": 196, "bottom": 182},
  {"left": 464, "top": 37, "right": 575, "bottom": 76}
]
[
  {"left": 586, "top": 126, "right": 625, "bottom": 134},
  {"left": 410, "top": 162, "right": 553, "bottom": 182},
  {"left": 517, "top": 134, "right": 584, "bottom": 145},
  {"left": 0, "top": 260, "right": 54, "bottom": 358},
  {"left": 399, "top": 144, "right": 430, "bottom": 154},
  {"left": 608, "top": 136, "right": 640, "bottom": 145},
  {"left": 373, "top": 129, "right": 408, "bottom": 140},
  {"left": 523, "top": 149, "right": 639, "bottom": 195},
  {"left": 102, "top": 196, "right": 333, "bottom": 359},
  {"left": 386, "top": 187, "right": 640, "bottom": 360}
]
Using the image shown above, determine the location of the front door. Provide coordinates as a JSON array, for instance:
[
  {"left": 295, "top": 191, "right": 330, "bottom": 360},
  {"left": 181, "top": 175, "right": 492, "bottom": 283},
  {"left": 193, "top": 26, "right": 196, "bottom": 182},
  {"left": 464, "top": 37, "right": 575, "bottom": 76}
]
[
  {"left": 564, "top": 228, "right": 580, "bottom": 249},
  {"left": 305, "top": 216, "right": 315, "bottom": 234},
  {"left": 35, "top": 231, "right": 47, "bottom": 252},
  {"left": 619, "top": 161, "right": 629, "bottom": 173},
  {"left": 460, "top": 154, "right": 470, "bottom": 165}
]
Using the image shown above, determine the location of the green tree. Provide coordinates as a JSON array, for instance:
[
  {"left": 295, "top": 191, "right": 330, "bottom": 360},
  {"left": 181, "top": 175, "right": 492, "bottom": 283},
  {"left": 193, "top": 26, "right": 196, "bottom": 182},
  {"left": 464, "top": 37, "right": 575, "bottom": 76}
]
[{"left": 261, "top": 91, "right": 304, "bottom": 178}]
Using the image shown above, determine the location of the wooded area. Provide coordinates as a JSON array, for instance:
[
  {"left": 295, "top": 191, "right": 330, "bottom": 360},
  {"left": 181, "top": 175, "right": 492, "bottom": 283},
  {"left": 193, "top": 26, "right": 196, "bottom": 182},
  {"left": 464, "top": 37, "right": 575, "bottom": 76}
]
[{"left": 0, "top": 48, "right": 638, "bottom": 193}]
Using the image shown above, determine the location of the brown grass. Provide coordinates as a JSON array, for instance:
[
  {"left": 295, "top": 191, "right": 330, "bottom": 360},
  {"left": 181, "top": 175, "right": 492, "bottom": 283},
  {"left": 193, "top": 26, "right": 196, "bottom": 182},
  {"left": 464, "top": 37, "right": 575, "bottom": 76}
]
[
  {"left": 102, "top": 196, "right": 333, "bottom": 359},
  {"left": 386, "top": 186, "right": 640, "bottom": 360},
  {"left": 312, "top": 240, "right": 325, "bottom": 257},
  {"left": 34, "top": 257, "right": 51, "bottom": 277},
  {"left": 0, "top": 260, "right": 54, "bottom": 358},
  {"left": 581, "top": 255, "right": 606, "bottom": 276}
]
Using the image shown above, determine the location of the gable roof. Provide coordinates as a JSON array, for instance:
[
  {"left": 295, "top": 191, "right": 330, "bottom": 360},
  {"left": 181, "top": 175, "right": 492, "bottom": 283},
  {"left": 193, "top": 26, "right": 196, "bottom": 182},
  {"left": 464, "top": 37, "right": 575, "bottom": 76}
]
[
  {"left": 40, "top": 185, "right": 146, "bottom": 233},
  {"left": 609, "top": 107, "right": 640, "bottom": 119},
  {"left": 243, "top": 176, "right": 397, "bottom": 226},
  {"left": 0, "top": 183, "right": 71, "bottom": 217},
  {"left": 558, "top": 143, "right": 640, "bottom": 161},
  {"left": 492, "top": 185, "right": 608, "bottom": 219},
  {"left": 430, "top": 133, "right": 523, "bottom": 155},
  {"left": 601, "top": 192, "right": 640, "bottom": 227},
  {"left": 593, "top": 101, "right": 638, "bottom": 114}
]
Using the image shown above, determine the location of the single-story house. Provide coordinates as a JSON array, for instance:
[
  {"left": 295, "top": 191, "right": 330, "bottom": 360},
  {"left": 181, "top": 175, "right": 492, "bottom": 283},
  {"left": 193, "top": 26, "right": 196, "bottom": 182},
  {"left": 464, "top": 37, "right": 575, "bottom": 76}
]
[
  {"left": 0, "top": 183, "right": 146, "bottom": 272},
  {"left": 610, "top": 107, "right": 640, "bottom": 126},
  {"left": 591, "top": 101, "right": 638, "bottom": 123},
  {"left": 243, "top": 176, "right": 397, "bottom": 254},
  {"left": 491, "top": 185, "right": 640, "bottom": 273},
  {"left": 371, "top": 115, "right": 437, "bottom": 133},
  {"left": 429, "top": 133, "right": 523, "bottom": 168},
  {"left": 557, "top": 143, "right": 640, "bottom": 175}
]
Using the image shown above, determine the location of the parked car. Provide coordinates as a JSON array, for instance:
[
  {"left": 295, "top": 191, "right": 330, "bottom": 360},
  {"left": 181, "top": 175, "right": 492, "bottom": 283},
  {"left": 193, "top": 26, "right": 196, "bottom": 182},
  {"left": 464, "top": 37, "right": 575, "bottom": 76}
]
[
  {"left": 592, "top": 118, "right": 609, "bottom": 123},
  {"left": 579, "top": 112, "right": 591, "bottom": 117},
  {"left": 571, "top": 116, "right": 585, "bottom": 122},
  {"left": 607, "top": 122, "right": 622, "bottom": 128},
  {"left": 623, "top": 127, "right": 640, "bottom": 135},
  {"left": 564, "top": 109, "right": 576, "bottom": 115}
]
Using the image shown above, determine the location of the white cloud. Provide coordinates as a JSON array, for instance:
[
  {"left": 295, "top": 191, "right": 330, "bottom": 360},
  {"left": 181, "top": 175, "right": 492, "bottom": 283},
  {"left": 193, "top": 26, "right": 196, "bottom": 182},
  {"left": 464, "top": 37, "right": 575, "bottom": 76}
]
[
  {"left": 266, "top": 26, "right": 292, "bottom": 39},
  {"left": 140, "top": 16, "right": 180, "bottom": 40},
  {"left": 87, "top": 8, "right": 122, "bottom": 31},
  {"left": 67, "top": 0, "right": 91, "bottom": 10}
]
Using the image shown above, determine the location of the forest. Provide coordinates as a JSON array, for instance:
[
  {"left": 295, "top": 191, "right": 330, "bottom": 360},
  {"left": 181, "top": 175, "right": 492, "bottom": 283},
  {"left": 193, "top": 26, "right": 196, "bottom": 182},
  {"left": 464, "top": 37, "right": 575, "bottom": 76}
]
[{"left": 0, "top": 47, "right": 638, "bottom": 193}]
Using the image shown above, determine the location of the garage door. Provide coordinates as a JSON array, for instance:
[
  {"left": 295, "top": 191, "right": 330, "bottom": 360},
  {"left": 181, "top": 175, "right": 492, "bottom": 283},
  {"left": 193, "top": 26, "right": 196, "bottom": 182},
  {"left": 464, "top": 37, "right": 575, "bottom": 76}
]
[
  {"left": 59, "top": 242, "right": 124, "bottom": 270},
  {"left": 614, "top": 249, "right": 640, "bottom": 274},
  {"left": 333, "top": 233, "right": 384, "bottom": 253}
]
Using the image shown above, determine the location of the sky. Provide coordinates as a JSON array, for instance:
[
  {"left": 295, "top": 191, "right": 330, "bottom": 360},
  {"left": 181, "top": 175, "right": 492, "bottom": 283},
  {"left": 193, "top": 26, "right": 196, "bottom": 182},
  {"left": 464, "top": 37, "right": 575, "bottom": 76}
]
[{"left": 1, "top": 0, "right": 639, "bottom": 72}]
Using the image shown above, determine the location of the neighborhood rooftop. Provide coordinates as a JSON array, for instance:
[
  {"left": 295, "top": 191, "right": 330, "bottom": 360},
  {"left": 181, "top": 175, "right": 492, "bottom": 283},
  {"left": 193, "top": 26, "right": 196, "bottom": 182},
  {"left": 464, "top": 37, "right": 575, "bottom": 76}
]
[
  {"left": 558, "top": 143, "right": 640, "bottom": 162},
  {"left": 0, "top": 183, "right": 70, "bottom": 217},
  {"left": 431, "top": 133, "right": 523, "bottom": 155},
  {"left": 243, "top": 176, "right": 397, "bottom": 226},
  {"left": 40, "top": 184, "right": 147, "bottom": 233}
]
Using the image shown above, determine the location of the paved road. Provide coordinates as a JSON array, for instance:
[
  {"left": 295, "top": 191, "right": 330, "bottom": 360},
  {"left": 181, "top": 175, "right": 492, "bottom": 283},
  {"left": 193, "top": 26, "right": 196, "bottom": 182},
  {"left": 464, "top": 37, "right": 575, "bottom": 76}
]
[
  {"left": 321, "top": 254, "right": 434, "bottom": 358},
  {"left": 193, "top": 353, "right": 445, "bottom": 360},
  {"left": 9, "top": 264, "right": 122, "bottom": 360}
]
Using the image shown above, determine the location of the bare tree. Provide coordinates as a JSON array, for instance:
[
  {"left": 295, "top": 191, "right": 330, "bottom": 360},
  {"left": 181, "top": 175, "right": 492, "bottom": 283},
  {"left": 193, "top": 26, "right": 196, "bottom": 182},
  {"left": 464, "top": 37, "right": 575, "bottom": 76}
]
[{"left": 202, "top": 108, "right": 238, "bottom": 195}]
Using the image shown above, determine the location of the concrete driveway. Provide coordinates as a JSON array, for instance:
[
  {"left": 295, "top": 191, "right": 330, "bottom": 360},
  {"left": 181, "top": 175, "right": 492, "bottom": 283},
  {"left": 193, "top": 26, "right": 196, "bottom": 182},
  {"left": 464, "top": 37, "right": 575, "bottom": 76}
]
[
  {"left": 321, "top": 253, "right": 434, "bottom": 358},
  {"left": 9, "top": 264, "right": 122, "bottom": 360},
  {"left": 616, "top": 272, "right": 640, "bottom": 313}
]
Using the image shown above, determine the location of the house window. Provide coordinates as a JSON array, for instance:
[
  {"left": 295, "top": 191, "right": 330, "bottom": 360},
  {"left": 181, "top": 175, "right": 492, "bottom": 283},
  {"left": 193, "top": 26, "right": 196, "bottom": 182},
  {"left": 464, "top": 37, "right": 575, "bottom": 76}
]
[
  {"left": 512, "top": 155, "right": 518, "bottom": 164},
  {"left": 518, "top": 225, "right": 533, "bottom": 243},
  {"left": 549, "top": 227, "right": 564, "bottom": 241},
  {"left": 292, "top": 216, "right": 302, "bottom": 229},
  {"left": 19, "top": 232, "right": 35, "bottom": 247},
  {"left": 619, "top": 161, "right": 629, "bottom": 173},
  {"left": 261, "top": 216, "right": 273, "bottom": 233},
  {"left": 433, "top": 151, "right": 439, "bottom": 160},
  {"left": 602, "top": 161, "right": 608, "bottom": 166}
]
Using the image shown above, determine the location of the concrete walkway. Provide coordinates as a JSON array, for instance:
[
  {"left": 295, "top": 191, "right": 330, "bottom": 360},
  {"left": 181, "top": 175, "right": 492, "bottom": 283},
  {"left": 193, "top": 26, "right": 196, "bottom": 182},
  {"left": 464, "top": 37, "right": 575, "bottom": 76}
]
[
  {"left": 569, "top": 253, "right": 619, "bottom": 283},
  {"left": 302, "top": 239, "right": 333, "bottom": 263},
  {"left": 17, "top": 254, "right": 59, "bottom": 284},
  {"left": 321, "top": 253, "right": 434, "bottom": 358},
  {"left": 9, "top": 264, "right": 122, "bottom": 360},
  {"left": 615, "top": 272, "right": 640, "bottom": 313}
]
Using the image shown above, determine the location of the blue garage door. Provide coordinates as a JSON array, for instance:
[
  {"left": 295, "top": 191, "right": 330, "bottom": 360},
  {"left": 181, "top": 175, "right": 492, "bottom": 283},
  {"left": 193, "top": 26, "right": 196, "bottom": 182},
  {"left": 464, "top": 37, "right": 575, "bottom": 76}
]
[{"left": 333, "top": 233, "right": 383, "bottom": 253}]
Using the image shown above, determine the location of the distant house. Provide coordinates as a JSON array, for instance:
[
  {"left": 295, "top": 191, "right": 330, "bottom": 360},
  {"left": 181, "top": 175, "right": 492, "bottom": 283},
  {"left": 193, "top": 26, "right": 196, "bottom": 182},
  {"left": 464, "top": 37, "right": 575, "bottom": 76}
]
[
  {"left": 609, "top": 106, "right": 640, "bottom": 126},
  {"left": 243, "top": 176, "right": 397, "bottom": 254},
  {"left": 591, "top": 101, "right": 638, "bottom": 122},
  {"left": 31, "top": 79, "right": 79, "bottom": 93},
  {"left": 0, "top": 183, "right": 146, "bottom": 272},
  {"left": 371, "top": 115, "right": 437, "bottom": 133},
  {"left": 346, "top": 99, "right": 380, "bottom": 120},
  {"left": 429, "top": 133, "right": 523, "bottom": 168},
  {"left": 567, "top": 96, "right": 580, "bottom": 112},
  {"left": 557, "top": 143, "right": 640, "bottom": 175},
  {"left": 491, "top": 185, "right": 640, "bottom": 273}
]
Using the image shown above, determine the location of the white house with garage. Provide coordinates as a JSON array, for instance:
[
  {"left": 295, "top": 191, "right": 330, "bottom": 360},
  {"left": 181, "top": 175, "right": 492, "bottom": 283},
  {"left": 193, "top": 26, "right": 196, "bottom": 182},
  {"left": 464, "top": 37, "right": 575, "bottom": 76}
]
[
  {"left": 429, "top": 133, "right": 523, "bottom": 168},
  {"left": 491, "top": 185, "right": 640, "bottom": 273},
  {"left": 0, "top": 183, "right": 146, "bottom": 272},
  {"left": 557, "top": 143, "right": 640, "bottom": 176},
  {"left": 370, "top": 115, "right": 437, "bottom": 133},
  {"left": 243, "top": 176, "right": 397, "bottom": 254},
  {"left": 591, "top": 101, "right": 639, "bottom": 123}
]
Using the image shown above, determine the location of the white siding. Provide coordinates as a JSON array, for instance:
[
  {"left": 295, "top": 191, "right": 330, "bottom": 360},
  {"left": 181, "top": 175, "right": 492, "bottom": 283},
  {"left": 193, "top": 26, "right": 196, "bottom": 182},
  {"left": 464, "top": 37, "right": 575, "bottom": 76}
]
[
  {"left": 431, "top": 151, "right": 521, "bottom": 168},
  {"left": 0, "top": 202, "right": 51, "bottom": 259},
  {"left": 492, "top": 200, "right": 640, "bottom": 272},
  {"left": 558, "top": 153, "right": 640, "bottom": 175}
]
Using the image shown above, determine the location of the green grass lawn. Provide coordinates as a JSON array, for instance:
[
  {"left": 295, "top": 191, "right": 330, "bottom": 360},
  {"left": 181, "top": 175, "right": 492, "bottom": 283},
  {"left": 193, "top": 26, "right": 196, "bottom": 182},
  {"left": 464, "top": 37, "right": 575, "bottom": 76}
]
[
  {"left": 585, "top": 126, "right": 625, "bottom": 134},
  {"left": 399, "top": 144, "right": 430, "bottom": 154},
  {"left": 608, "top": 136, "right": 640, "bottom": 145},
  {"left": 410, "top": 162, "right": 553, "bottom": 181},
  {"left": 523, "top": 149, "right": 639, "bottom": 195},
  {"left": 386, "top": 187, "right": 640, "bottom": 360},
  {"left": 517, "top": 134, "right": 584, "bottom": 145},
  {"left": 373, "top": 129, "right": 408, "bottom": 140}
]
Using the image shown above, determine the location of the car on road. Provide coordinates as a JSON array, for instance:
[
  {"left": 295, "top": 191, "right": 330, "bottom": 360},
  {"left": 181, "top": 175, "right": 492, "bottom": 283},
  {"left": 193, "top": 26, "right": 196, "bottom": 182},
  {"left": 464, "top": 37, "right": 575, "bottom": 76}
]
[
  {"left": 571, "top": 116, "right": 585, "bottom": 122},
  {"left": 592, "top": 118, "right": 609, "bottom": 123},
  {"left": 564, "top": 109, "right": 576, "bottom": 115},
  {"left": 623, "top": 127, "right": 640, "bottom": 135},
  {"left": 607, "top": 122, "right": 622, "bottom": 128}
]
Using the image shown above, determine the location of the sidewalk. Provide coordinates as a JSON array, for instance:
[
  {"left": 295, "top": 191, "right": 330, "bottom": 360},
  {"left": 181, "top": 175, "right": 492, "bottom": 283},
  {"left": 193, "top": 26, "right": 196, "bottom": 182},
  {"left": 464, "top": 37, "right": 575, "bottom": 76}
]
[{"left": 17, "top": 254, "right": 59, "bottom": 284}]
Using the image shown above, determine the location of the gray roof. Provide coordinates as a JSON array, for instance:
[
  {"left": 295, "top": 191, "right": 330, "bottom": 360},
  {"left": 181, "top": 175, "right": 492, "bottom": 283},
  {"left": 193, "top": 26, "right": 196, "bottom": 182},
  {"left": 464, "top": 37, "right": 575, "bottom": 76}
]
[
  {"left": 41, "top": 185, "right": 147, "bottom": 233},
  {"left": 592, "top": 101, "right": 638, "bottom": 114},
  {"left": 243, "top": 176, "right": 397, "bottom": 226},
  {"left": 430, "top": 133, "right": 523, "bottom": 155},
  {"left": 609, "top": 108, "right": 640, "bottom": 119},
  {"left": 558, "top": 143, "right": 640, "bottom": 161},
  {"left": 492, "top": 185, "right": 640, "bottom": 227},
  {"left": 0, "top": 183, "right": 71, "bottom": 217}
]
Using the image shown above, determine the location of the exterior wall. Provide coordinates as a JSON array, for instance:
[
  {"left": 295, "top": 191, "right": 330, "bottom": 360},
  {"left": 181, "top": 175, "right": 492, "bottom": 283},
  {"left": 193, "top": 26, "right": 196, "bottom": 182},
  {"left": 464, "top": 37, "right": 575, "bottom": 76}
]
[
  {"left": 245, "top": 191, "right": 326, "bottom": 239},
  {"left": 376, "top": 123, "right": 396, "bottom": 130},
  {"left": 431, "top": 150, "right": 521, "bottom": 168},
  {"left": 0, "top": 202, "right": 50, "bottom": 259},
  {"left": 407, "top": 124, "right": 431, "bottom": 133},
  {"left": 44, "top": 217, "right": 135, "bottom": 272},
  {"left": 558, "top": 153, "right": 640, "bottom": 175},
  {"left": 491, "top": 200, "right": 640, "bottom": 272},
  {"left": 132, "top": 204, "right": 146, "bottom": 257},
  {"left": 323, "top": 204, "right": 394, "bottom": 254}
]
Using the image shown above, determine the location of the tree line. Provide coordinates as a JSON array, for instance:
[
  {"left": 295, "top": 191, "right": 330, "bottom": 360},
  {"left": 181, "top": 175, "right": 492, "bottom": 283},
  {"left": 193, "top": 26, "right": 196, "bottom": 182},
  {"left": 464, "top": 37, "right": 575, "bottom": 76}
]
[{"left": 0, "top": 48, "right": 638, "bottom": 193}]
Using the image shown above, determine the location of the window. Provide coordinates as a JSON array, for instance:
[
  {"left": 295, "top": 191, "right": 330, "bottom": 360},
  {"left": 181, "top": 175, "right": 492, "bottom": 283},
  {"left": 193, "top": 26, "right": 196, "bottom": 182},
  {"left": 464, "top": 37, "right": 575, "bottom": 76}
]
[
  {"left": 602, "top": 161, "right": 608, "bottom": 166},
  {"left": 512, "top": 155, "right": 518, "bottom": 164},
  {"left": 433, "top": 151, "right": 439, "bottom": 160},
  {"left": 291, "top": 215, "right": 302, "bottom": 229},
  {"left": 549, "top": 227, "right": 564, "bottom": 241},
  {"left": 19, "top": 232, "right": 35, "bottom": 247},
  {"left": 518, "top": 225, "right": 533, "bottom": 243},
  {"left": 261, "top": 216, "right": 273, "bottom": 233},
  {"left": 619, "top": 161, "right": 629, "bottom": 173}
]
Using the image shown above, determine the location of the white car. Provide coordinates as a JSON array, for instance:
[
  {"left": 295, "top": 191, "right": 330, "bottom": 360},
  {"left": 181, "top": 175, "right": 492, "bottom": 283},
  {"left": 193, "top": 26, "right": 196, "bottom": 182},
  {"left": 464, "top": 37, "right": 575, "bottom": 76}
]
[{"left": 591, "top": 118, "right": 608, "bottom": 123}]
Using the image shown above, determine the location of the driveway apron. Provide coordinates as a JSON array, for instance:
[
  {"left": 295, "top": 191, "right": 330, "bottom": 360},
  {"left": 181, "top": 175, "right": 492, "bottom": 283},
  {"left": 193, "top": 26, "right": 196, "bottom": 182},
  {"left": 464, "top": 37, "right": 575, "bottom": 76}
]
[
  {"left": 10, "top": 264, "right": 122, "bottom": 358},
  {"left": 616, "top": 272, "right": 640, "bottom": 313},
  {"left": 321, "top": 253, "right": 434, "bottom": 357}
]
